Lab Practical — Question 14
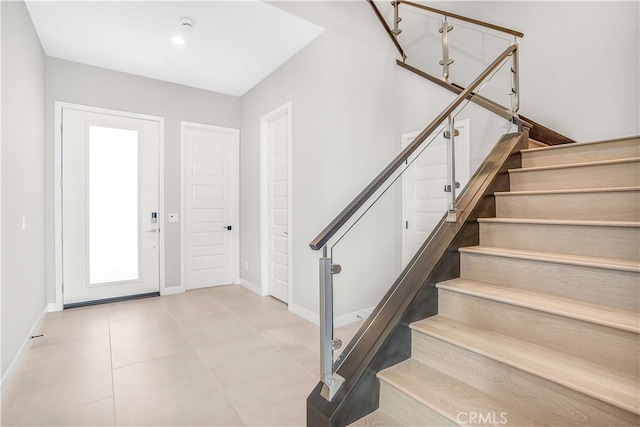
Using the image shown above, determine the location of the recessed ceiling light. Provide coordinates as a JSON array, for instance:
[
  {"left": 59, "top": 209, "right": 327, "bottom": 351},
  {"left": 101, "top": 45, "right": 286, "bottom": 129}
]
[{"left": 170, "top": 35, "right": 185, "bottom": 45}]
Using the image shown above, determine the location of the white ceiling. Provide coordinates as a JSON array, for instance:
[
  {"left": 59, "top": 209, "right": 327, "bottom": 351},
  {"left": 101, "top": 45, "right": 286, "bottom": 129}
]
[{"left": 25, "top": 1, "right": 324, "bottom": 96}]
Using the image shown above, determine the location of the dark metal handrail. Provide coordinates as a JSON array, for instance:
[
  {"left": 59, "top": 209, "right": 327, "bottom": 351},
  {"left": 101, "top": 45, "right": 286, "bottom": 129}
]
[
  {"left": 366, "top": 0, "right": 406, "bottom": 60},
  {"left": 398, "top": 0, "right": 524, "bottom": 38},
  {"left": 309, "top": 43, "right": 517, "bottom": 251},
  {"left": 396, "top": 60, "right": 531, "bottom": 128}
]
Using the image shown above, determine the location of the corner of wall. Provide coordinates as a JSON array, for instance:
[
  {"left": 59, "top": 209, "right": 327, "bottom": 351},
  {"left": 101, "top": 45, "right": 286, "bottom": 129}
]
[{"left": 1, "top": 0, "right": 48, "bottom": 378}]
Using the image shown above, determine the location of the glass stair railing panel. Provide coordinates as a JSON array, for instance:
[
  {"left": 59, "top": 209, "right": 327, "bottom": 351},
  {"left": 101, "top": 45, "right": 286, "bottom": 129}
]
[
  {"left": 397, "top": 5, "right": 444, "bottom": 79},
  {"left": 327, "top": 59, "right": 517, "bottom": 374},
  {"left": 447, "top": 20, "right": 513, "bottom": 99}
]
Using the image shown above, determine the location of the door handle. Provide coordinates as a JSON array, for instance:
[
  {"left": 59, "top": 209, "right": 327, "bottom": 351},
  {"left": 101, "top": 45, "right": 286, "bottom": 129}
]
[
  {"left": 223, "top": 225, "right": 232, "bottom": 231},
  {"left": 145, "top": 229, "right": 158, "bottom": 233}
]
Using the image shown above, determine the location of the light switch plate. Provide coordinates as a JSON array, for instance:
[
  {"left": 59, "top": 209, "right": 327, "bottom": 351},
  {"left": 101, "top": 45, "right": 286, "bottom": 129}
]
[{"left": 168, "top": 213, "right": 179, "bottom": 223}]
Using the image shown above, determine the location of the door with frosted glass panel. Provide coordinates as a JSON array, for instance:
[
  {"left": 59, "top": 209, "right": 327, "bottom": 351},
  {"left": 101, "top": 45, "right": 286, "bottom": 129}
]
[{"left": 62, "top": 108, "right": 160, "bottom": 305}]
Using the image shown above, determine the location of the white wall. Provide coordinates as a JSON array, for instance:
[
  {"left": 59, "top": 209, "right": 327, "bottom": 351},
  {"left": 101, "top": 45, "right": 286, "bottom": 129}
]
[
  {"left": 241, "top": 0, "right": 639, "bottom": 322},
  {"left": 1, "top": 0, "right": 47, "bottom": 376},
  {"left": 240, "top": 1, "right": 442, "bottom": 320},
  {"left": 45, "top": 58, "right": 241, "bottom": 301},
  {"left": 401, "top": 1, "right": 640, "bottom": 142}
]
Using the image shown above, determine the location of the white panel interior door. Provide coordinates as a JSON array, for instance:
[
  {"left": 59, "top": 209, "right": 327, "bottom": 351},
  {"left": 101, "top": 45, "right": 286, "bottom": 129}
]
[
  {"left": 183, "top": 123, "right": 238, "bottom": 289},
  {"left": 401, "top": 120, "right": 470, "bottom": 268},
  {"left": 62, "top": 108, "right": 160, "bottom": 305},
  {"left": 266, "top": 111, "right": 289, "bottom": 303}
]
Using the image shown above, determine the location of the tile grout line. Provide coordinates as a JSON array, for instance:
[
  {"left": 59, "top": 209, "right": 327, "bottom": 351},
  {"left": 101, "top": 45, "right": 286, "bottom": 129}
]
[
  {"left": 220, "top": 295, "right": 322, "bottom": 385},
  {"left": 107, "top": 305, "right": 118, "bottom": 427},
  {"left": 215, "top": 292, "right": 321, "bottom": 425},
  {"left": 165, "top": 299, "right": 248, "bottom": 427},
  {"left": 202, "top": 289, "right": 319, "bottom": 422}
]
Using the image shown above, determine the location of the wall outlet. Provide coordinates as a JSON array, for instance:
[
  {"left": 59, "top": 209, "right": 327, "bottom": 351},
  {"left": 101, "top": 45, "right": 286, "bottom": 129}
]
[
  {"left": 168, "top": 213, "right": 179, "bottom": 223},
  {"left": 244, "top": 261, "right": 249, "bottom": 270}
]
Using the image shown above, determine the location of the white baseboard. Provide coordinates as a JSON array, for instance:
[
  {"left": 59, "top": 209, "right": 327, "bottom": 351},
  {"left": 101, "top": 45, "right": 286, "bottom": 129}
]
[
  {"left": 289, "top": 302, "right": 320, "bottom": 325},
  {"left": 238, "top": 278, "right": 264, "bottom": 296},
  {"left": 1, "top": 305, "right": 49, "bottom": 396},
  {"left": 286, "top": 304, "right": 374, "bottom": 328},
  {"left": 161, "top": 285, "right": 184, "bottom": 296},
  {"left": 48, "top": 302, "right": 62, "bottom": 312},
  {"left": 334, "top": 307, "right": 374, "bottom": 329}
]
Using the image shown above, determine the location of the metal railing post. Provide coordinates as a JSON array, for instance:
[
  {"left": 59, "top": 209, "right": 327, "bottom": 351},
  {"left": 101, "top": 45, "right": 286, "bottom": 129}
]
[
  {"left": 439, "top": 16, "right": 454, "bottom": 82},
  {"left": 392, "top": 1, "right": 402, "bottom": 37},
  {"left": 511, "top": 43, "right": 520, "bottom": 122},
  {"left": 445, "top": 116, "right": 458, "bottom": 222},
  {"left": 319, "top": 246, "right": 344, "bottom": 401}
]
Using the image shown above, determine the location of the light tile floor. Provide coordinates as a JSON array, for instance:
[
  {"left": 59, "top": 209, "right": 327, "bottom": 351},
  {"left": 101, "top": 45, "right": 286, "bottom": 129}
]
[{"left": 1, "top": 285, "right": 362, "bottom": 426}]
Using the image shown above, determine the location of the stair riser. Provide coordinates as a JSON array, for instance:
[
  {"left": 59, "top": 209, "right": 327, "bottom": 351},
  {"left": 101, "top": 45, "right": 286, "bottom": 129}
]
[
  {"left": 437, "top": 290, "right": 640, "bottom": 375},
  {"left": 379, "top": 381, "right": 456, "bottom": 427},
  {"left": 510, "top": 160, "right": 640, "bottom": 191},
  {"left": 412, "top": 332, "right": 640, "bottom": 426},
  {"left": 495, "top": 191, "right": 640, "bottom": 221},
  {"left": 479, "top": 222, "right": 640, "bottom": 261},
  {"left": 460, "top": 252, "right": 640, "bottom": 312},
  {"left": 522, "top": 138, "right": 640, "bottom": 168}
]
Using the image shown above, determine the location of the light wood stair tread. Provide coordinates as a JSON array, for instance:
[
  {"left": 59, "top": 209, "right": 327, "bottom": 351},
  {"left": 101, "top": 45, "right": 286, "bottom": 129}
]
[
  {"left": 527, "top": 138, "right": 548, "bottom": 148},
  {"left": 378, "top": 359, "right": 540, "bottom": 426},
  {"left": 436, "top": 278, "right": 640, "bottom": 333},
  {"left": 508, "top": 156, "right": 640, "bottom": 174},
  {"left": 494, "top": 186, "right": 640, "bottom": 196},
  {"left": 459, "top": 246, "right": 640, "bottom": 272},
  {"left": 348, "top": 409, "right": 401, "bottom": 426},
  {"left": 410, "top": 316, "right": 640, "bottom": 414},
  {"left": 477, "top": 217, "right": 640, "bottom": 228},
  {"left": 521, "top": 136, "right": 640, "bottom": 154}
]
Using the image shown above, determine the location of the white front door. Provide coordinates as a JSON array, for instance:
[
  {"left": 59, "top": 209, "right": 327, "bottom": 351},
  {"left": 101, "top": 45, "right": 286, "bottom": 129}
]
[
  {"left": 401, "top": 119, "right": 470, "bottom": 268},
  {"left": 62, "top": 108, "right": 160, "bottom": 305},
  {"left": 182, "top": 122, "right": 238, "bottom": 290},
  {"left": 261, "top": 104, "right": 291, "bottom": 303}
]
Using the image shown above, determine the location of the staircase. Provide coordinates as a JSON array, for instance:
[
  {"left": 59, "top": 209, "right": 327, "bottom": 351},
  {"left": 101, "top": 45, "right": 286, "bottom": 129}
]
[{"left": 351, "top": 137, "right": 640, "bottom": 426}]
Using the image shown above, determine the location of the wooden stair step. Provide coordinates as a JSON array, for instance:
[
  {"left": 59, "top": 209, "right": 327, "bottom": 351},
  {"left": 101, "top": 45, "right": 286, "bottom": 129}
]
[
  {"left": 494, "top": 187, "right": 640, "bottom": 221},
  {"left": 348, "top": 409, "right": 401, "bottom": 427},
  {"left": 527, "top": 138, "right": 548, "bottom": 149},
  {"left": 478, "top": 218, "right": 640, "bottom": 261},
  {"left": 436, "top": 279, "right": 639, "bottom": 374},
  {"left": 508, "top": 157, "right": 640, "bottom": 191},
  {"left": 411, "top": 316, "right": 640, "bottom": 419},
  {"left": 437, "top": 278, "right": 639, "bottom": 333},
  {"left": 459, "top": 246, "right": 640, "bottom": 312},
  {"left": 377, "top": 359, "right": 538, "bottom": 426},
  {"left": 522, "top": 136, "right": 640, "bottom": 168},
  {"left": 459, "top": 246, "right": 640, "bottom": 272}
]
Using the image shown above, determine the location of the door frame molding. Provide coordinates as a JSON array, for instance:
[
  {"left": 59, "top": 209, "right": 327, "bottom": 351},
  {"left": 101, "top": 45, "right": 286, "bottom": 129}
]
[
  {"left": 53, "top": 102, "right": 166, "bottom": 310},
  {"left": 180, "top": 121, "right": 240, "bottom": 293},
  {"left": 260, "top": 102, "right": 293, "bottom": 303}
]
